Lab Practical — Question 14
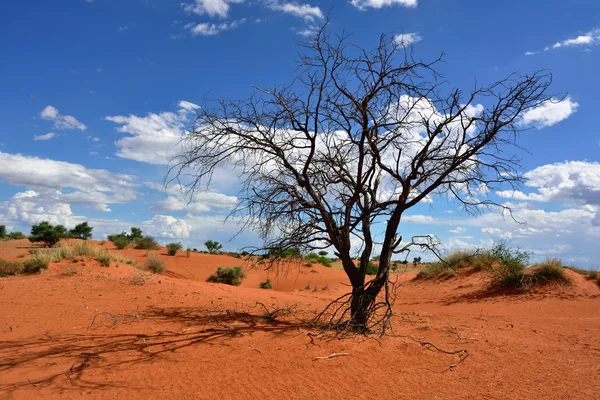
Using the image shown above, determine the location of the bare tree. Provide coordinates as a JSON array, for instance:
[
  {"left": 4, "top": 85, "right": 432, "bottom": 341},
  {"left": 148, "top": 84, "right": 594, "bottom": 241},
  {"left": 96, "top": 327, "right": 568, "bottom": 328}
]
[{"left": 170, "top": 24, "right": 553, "bottom": 332}]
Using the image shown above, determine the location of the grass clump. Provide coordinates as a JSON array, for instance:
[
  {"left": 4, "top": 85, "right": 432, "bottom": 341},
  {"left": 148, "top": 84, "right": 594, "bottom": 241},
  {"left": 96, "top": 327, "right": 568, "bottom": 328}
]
[
  {"left": 0, "top": 258, "right": 24, "bottom": 276},
  {"left": 207, "top": 266, "right": 246, "bottom": 286},
  {"left": 144, "top": 253, "right": 165, "bottom": 274},
  {"left": 166, "top": 242, "right": 183, "bottom": 256},
  {"left": 531, "top": 258, "right": 571, "bottom": 285},
  {"left": 135, "top": 236, "right": 160, "bottom": 250},
  {"left": 60, "top": 268, "right": 79, "bottom": 277},
  {"left": 259, "top": 279, "right": 273, "bottom": 289},
  {"left": 416, "top": 262, "right": 457, "bottom": 279},
  {"left": 23, "top": 254, "right": 51, "bottom": 274}
]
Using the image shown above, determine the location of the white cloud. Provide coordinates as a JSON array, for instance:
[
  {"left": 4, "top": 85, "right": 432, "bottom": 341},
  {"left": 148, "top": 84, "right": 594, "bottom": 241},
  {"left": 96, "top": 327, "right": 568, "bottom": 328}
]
[
  {"left": 0, "top": 152, "right": 138, "bottom": 212},
  {"left": 497, "top": 161, "right": 600, "bottom": 207},
  {"left": 553, "top": 32, "right": 597, "bottom": 49},
  {"left": 140, "top": 215, "right": 193, "bottom": 239},
  {"left": 524, "top": 51, "right": 539, "bottom": 56},
  {"left": 33, "top": 132, "right": 56, "bottom": 141},
  {"left": 186, "top": 18, "right": 246, "bottom": 36},
  {"left": 148, "top": 188, "right": 238, "bottom": 214},
  {"left": 449, "top": 226, "right": 466, "bottom": 234},
  {"left": 39, "top": 105, "right": 87, "bottom": 131},
  {"left": 96, "top": 67, "right": 103, "bottom": 72},
  {"left": 182, "top": 0, "right": 244, "bottom": 18},
  {"left": 518, "top": 97, "right": 578, "bottom": 128},
  {"left": 270, "top": 2, "right": 323, "bottom": 22},
  {"left": 393, "top": 32, "right": 422, "bottom": 47},
  {"left": 106, "top": 101, "right": 199, "bottom": 164},
  {"left": 351, "top": 0, "right": 417, "bottom": 11}
]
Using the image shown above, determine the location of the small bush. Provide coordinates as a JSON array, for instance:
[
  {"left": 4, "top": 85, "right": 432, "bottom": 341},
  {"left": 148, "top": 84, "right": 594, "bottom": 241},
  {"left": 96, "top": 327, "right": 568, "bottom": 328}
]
[
  {"left": 7, "top": 231, "right": 26, "bottom": 240},
  {"left": 23, "top": 254, "right": 51, "bottom": 274},
  {"left": 166, "top": 242, "right": 183, "bottom": 256},
  {"left": 144, "top": 253, "right": 165, "bottom": 274},
  {"left": 111, "top": 235, "right": 129, "bottom": 250},
  {"left": 186, "top": 248, "right": 191, "bottom": 258},
  {"left": 259, "top": 279, "right": 273, "bottom": 289},
  {"left": 204, "top": 240, "right": 223, "bottom": 254},
  {"left": 365, "top": 261, "right": 378, "bottom": 275},
  {"left": 135, "top": 236, "right": 160, "bottom": 250},
  {"left": 207, "top": 266, "right": 246, "bottom": 286},
  {"left": 98, "top": 254, "right": 111, "bottom": 267},
  {"left": 531, "top": 258, "right": 571, "bottom": 285},
  {"left": 489, "top": 241, "right": 530, "bottom": 290},
  {"left": 0, "top": 258, "right": 24, "bottom": 276},
  {"left": 304, "top": 252, "right": 332, "bottom": 267}
]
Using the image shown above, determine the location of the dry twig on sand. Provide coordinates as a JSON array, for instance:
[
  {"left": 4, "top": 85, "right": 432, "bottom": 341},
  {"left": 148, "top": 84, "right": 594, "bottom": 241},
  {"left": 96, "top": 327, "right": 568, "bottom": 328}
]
[{"left": 314, "top": 352, "right": 350, "bottom": 360}]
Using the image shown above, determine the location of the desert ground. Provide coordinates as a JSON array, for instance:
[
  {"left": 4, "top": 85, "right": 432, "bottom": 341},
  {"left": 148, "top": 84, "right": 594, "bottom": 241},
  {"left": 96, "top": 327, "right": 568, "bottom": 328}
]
[{"left": 1, "top": 239, "right": 599, "bottom": 399}]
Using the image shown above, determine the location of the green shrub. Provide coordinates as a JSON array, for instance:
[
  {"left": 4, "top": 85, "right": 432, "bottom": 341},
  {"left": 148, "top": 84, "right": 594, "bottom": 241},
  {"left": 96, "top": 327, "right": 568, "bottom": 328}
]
[
  {"left": 166, "top": 242, "right": 183, "bottom": 256},
  {"left": 531, "top": 258, "right": 571, "bottom": 285},
  {"left": 489, "top": 241, "right": 530, "bottom": 290},
  {"left": 304, "top": 252, "right": 332, "bottom": 267},
  {"left": 110, "top": 234, "right": 129, "bottom": 249},
  {"left": 259, "top": 279, "right": 273, "bottom": 289},
  {"left": 365, "top": 261, "right": 378, "bottom": 275},
  {"left": 23, "top": 254, "right": 51, "bottom": 274},
  {"left": 0, "top": 258, "right": 24, "bottom": 276},
  {"left": 135, "top": 236, "right": 160, "bottom": 250},
  {"left": 412, "top": 257, "right": 422, "bottom": 267},
  {"left": 144, "top": 253, "right": 165, "bottom": 274},
  {"left": 98, "top": 254, "right": 111, "bottom": 267},
  {"left": 0, "top": 225, "right": 6, "bottom": 239},
  {"left": 207, "top": 266, "right": 246, "bottom": 286},
  {"left": 7, "top": 231, "right": 26, "bottom": 240}
]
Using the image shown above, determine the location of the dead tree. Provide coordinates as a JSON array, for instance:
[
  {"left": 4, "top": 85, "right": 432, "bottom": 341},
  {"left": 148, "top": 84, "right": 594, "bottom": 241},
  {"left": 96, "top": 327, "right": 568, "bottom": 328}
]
[{"left": 170, "top": 24, "right": 553, "bottom": 332}]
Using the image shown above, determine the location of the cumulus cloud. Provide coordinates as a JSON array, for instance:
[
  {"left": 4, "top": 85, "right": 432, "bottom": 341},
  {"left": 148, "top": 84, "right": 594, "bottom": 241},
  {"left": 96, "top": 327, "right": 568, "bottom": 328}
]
[
  {"left": 351, "top": 0, "right": 416, "bottom": 11},
  {"left": 39, "top": 106, "right": 87, "bottom": 131},
  {"left": 526, "top": 28, "right": 600, "bottom": 55},
  {"left": 106, "top": 101, "right": 199, "bottom": 164},
  {"left": 449, "top": 226, "right": 466, "bottom": 234},
  {"left": 552, "top": 29, "right": 600, "bottom": 49},
  {"left": 393, "top": 32, "right": 422, "bottom": 47},
  {"left": 33, "top": 132, "right": 56, "bottom": 141},
  {"left": 182, "top": 0, "right": 244, "bottom": 18},
  {"left": 518, "top": 97, "right": 578, "bottom": 128},
  {"left": 269, "top": 2, "right": 323, "bottom": 22},
  {"left": 148, "top": 189, "right": 238, "bottom": 214},
  {"left": 186, "top": 18, "right": 246, "bottom": 36},
  {"left": 0, "top": 152, "right": 138, "bottom": 212},
  {"left": 140, "top": 215, "right": 193, "bottom": 239}
]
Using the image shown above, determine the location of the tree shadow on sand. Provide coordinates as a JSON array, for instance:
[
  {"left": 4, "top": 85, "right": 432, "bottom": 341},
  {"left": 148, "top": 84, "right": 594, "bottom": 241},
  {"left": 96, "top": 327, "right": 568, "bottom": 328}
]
[{"left": 0, "top": 304, "right": 308, "bottom": 395}]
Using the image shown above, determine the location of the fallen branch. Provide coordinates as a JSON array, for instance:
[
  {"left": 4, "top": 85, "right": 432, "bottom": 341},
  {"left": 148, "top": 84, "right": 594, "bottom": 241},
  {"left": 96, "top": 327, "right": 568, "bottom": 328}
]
[{"left": 314, "top": 352, "right": 349, "bottom": 360}]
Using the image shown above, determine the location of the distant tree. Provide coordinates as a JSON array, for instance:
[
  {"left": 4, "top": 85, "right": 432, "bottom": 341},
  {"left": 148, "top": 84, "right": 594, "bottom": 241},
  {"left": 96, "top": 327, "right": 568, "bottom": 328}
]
[
  {"left": 412, "top": 257, "right": 422, "bottom": 267},
  {"left": 204, "top": 240, "right": 223, "bottom": 254},
  {"left": 29, "top": 221, "right": 66, "bottom": 247},
  {"left": 0, "top": 225, "right": 6, "bottom": 239},
  {"left": 70, "top": 222, "right": 93, "bottom": 240},
  {"left": 318, "top": 250, "right": 328, "bottom": 257},
  {"left": 171, "top": 24, "right": 553, "bottom": 332},
  {"left": 128, "top": 227, "right": 143, "bottom": 243}
]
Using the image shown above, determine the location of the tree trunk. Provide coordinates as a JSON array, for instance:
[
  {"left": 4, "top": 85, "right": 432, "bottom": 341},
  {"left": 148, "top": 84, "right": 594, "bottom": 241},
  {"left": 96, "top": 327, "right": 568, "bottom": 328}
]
[{"left": 350, "top": 286, "right": 371, "bottom": 332}]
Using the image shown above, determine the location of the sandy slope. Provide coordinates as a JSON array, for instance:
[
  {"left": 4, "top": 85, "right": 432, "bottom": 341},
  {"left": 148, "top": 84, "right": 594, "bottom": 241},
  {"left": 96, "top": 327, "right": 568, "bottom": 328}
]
[{"left": 1, "top": 240, "right": 599, "bottom": 399}]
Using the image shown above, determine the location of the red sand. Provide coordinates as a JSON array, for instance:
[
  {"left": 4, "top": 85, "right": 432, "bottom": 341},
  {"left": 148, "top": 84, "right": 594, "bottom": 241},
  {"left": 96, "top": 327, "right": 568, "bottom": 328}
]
[{"left": 1, "top": 239, "right": 599, "bottom": 399}]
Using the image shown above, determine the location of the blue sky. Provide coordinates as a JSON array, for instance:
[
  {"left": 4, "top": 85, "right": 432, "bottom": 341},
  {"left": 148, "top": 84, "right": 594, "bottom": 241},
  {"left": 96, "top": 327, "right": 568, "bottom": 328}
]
[{"left": 0, "top": 0, "right": 598, "bottom": 266}]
